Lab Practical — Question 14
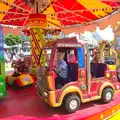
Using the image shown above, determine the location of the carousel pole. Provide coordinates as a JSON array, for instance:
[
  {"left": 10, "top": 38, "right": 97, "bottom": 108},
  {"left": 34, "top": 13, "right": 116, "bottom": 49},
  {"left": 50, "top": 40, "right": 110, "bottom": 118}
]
[{"left": 28, "top": 0, "right": 47, "bottom": 75}]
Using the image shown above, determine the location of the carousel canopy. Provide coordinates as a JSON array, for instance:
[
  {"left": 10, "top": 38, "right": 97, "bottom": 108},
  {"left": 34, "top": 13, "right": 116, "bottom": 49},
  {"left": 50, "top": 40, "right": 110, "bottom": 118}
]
[{"left": 0, "top": 0, "right": 120, "bottom": 33}]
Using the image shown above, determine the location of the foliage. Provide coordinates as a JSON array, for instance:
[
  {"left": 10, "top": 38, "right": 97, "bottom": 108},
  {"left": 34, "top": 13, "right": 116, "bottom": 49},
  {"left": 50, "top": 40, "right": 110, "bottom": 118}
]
[
  {"left": 4, "top": 34, "right": 23, "bottom": 46},
  {"left": 110, "top": 39, "right": 114, "bottom": 44}
]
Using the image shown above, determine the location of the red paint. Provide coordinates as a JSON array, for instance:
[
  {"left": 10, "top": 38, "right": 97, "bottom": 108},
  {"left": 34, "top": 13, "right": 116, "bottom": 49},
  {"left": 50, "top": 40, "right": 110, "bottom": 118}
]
[
  {"left": 0, "top": 1, "right": 119, "bottom": 26},
  {"left": 53, "top": 0, "right": 98, "bottom": 25},
  {"left": 28, "top": 14, "right": 46, "bottom": 20},
  {"left": 32, "top": 76, "right": 37, "bottom": 82},
  {"left": 31, "top": 46, "right": 38, "bottom": 64},
  {"left": 16, "top": 78, "right": 23, "bottom": 86},
  {"left": 38, "top": 37, "right": 120, "bottom": 105},
  {"left": 30, "top": 29, "right": 41, "bottom": 50},
  {"left": 6, "top": 77, "right": 8, "bottom": 83},
  {"left": 23, "top": 30, "right": 30, "bottom": 36}
]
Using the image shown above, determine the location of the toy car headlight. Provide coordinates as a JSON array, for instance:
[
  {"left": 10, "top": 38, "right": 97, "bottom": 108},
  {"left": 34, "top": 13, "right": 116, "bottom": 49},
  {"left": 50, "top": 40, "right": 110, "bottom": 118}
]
[
  {"left": 106, "top": 73, "right": 110, "bottom": 78},
  {"left": 44, "top": 91, "right": 48, "bottom": 98}
]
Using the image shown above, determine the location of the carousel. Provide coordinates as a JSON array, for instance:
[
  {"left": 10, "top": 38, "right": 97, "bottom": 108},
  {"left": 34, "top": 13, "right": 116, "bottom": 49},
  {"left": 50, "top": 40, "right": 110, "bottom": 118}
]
[{"left": 0, "top": 0, "right": 120, "bottom": 120}]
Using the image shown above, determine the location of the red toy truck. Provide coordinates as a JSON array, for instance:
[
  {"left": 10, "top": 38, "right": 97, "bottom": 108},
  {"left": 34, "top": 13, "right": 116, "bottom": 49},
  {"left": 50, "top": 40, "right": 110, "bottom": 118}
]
[{"left": 36, "top": 37, "right": 120, "bottom": 113}]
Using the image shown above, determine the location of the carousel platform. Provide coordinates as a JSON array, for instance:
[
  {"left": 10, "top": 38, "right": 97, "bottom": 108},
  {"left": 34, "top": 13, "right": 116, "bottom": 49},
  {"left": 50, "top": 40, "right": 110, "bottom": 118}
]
[{"left": 0, "top": 85, "right": 120, "bottom": 120}]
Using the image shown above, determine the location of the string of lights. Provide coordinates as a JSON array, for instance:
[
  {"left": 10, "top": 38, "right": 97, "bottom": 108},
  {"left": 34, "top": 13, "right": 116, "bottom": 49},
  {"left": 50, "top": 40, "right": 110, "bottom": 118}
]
[{"left": 0, "top": 0, "right": 119, "bottom": 28}]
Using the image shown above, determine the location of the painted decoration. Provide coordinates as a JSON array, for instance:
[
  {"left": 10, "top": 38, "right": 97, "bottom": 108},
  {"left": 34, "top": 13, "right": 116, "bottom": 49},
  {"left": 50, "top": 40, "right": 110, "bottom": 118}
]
[
  {"left": 0, "top": 25, "right": 6, "bottom": 98},
  {"left": 28, "top": 14, "right": 46, "bottom": 68},
  {"left": 0, "top": 0, "right": 119, "bottom": 32}
]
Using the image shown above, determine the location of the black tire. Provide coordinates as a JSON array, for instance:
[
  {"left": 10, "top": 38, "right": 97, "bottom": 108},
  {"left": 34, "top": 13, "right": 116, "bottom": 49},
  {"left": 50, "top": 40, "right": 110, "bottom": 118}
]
[
  {"left": 64, "top": 95, "right": 80, "bottom": 113},
  {"left": 101, "top": 88, "right": 113, "bottom": 103},
  {"left": 13, "top": 81, "right": 19, "bottom": 89}
]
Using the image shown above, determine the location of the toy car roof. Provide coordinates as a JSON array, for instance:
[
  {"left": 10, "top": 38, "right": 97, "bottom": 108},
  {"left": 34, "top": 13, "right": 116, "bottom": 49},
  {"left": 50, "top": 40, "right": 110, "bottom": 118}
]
[{"left": 43, "top": 37, "right": 84, "bottom": 48}]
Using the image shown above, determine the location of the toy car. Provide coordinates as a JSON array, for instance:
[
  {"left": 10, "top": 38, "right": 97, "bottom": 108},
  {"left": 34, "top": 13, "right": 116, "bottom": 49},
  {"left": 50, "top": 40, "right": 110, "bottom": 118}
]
[
  {"left": 6, "top": 56, "right": 36, "bottom": 88},
  {"left": 36, "top": 37, "right": 120, "bottom": 113},
  {"left": 6, "top": 71, "right": 36, "bottom": 87}
]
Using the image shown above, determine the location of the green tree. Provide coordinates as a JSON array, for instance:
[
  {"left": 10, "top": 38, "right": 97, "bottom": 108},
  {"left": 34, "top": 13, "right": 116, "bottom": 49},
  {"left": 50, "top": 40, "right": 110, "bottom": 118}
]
[
  {"left": 4, "top": 34, "right": 23, "bottom": 46},
  {"left": 110, "top": 39, "right": 114, "bottom": 44}
]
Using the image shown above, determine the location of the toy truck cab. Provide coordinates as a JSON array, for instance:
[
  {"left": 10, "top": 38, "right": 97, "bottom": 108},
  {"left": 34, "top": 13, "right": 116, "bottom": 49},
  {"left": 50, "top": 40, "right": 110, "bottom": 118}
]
[{"left": 36, "top": 37, "right": 120, "bottom": 113}]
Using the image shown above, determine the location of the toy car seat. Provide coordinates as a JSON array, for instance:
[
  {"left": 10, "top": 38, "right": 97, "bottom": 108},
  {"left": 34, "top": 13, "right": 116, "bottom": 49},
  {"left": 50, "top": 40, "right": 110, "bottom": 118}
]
[
  {"left": 91, "top": 63, "right": 107, "bottom": 78},
  {"left": 68, "top": 54, "right": 78, "bottom": 82}
]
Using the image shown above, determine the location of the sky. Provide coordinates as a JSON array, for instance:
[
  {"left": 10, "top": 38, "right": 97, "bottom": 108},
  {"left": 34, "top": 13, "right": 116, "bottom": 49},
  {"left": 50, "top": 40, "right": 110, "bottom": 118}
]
[
  {"left": 96, "top": 25, "right": 114, "bottom": 41},
  {"left": 67, "top": 25, "right": 115, "bottom": 46}
]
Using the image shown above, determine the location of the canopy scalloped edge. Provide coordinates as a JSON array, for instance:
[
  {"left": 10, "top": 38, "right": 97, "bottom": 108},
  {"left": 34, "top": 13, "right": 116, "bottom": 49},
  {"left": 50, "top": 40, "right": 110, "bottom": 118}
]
[{"left": 62, "top": 10, "right": 120, "bottom": 34}]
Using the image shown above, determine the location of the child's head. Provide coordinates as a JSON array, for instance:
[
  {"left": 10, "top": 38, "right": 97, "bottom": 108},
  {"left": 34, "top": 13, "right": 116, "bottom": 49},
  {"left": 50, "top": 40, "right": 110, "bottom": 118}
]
[{"left": 57, "top": 51, "right": 65, "bottom": 61}]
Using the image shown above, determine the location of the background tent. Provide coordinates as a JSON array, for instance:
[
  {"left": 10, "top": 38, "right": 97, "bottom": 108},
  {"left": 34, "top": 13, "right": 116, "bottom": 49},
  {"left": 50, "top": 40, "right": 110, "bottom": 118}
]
[{"left": 0, "top": 0, "right": 119, "bottom": 33}]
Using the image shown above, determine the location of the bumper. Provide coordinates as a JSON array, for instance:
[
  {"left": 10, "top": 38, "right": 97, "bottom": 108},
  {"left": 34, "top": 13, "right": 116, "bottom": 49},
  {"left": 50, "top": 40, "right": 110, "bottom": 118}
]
[{"left": 36, "top": 83, "right": 61, "bottom": 107}]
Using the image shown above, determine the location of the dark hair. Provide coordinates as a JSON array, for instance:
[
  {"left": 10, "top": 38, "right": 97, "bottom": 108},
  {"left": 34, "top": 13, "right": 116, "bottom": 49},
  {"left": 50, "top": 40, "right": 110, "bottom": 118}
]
[{"left": 58, "top": 48, "right": 66, "bottom": 53}]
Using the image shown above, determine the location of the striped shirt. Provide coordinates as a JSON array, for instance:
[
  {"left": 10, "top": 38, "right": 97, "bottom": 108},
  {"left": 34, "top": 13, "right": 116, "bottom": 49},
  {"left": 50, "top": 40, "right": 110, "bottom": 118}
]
[{"left": 56, "top": 60, "right": 68, "bottom": 79}]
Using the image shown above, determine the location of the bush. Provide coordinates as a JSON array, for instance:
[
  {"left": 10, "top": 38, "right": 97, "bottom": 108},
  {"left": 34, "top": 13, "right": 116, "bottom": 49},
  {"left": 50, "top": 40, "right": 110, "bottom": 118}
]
[{"left": 4, "top": 34, "right": 23, "bottom": 46}]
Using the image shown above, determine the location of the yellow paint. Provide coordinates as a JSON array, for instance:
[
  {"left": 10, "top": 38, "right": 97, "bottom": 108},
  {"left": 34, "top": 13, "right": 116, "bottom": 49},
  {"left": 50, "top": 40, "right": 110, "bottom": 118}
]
[
  {"left": 115, "top": 90, "right": 120, "bottom": 94},
  {"left": 43, "top": 4, "right": 61, "bottom": 27},
  {"left": 36, "top": 29, "right": 46, "bottom": 66},
  {"left": 99, "top": 82, "right": 115, "bottom": 96},
  {"left": 38, "top": 82, "right": 115, "bottom": 107},
  {"left": 58, "top": 86, "right": 83, "bottom": 104},
  {"left": 110, "top": 49, "right": 117, "bottom": 57},
  {"left": 95, "top": 41, "right": 110, "bottom": 61},
  {"left": 28, "top": 14, "right": 46, "bottom": 67},
  {"left": 36, "top": 83, "right": 57, "bottom": 107},
  {"left": 108, "top": 65, "right": 116, "bottom": 70},
  {"left": 30, "top": 35, "right": 37, "bottom": 67},
  {"left": 0, "top": 0, "right": 14, "bottom": 20},
  {"left": 6, "top": 0, "right": 14, "bottom": 3},
  {"left": 46, "top": 87, "right": 101, "bottom": 107},
  {"left": 109, "top": 111, "right": 120, "bottom": 120},
  {"left": 112, "top": 110, "right": 115, "bottom": 113},
  {"left": 19, "top": 74, "right": 34, "bottom": 86},
  {"left": 82, "top": 96, "right": 101, "bottom": 103},
  {"left": 29, "top": 67, "right": 36, "bottom": 75},
  {"left": 77, "top": 0, "right": 113, "bottom": 18},
  {"left": 43, "top": 86, "right": 83, "bottom": 107},
  {"left": 7, "top": 73, "right": 34, "bottom": 86},
  {"left": 47, "top": 76, "right": 53, "bottom": 90},
  {"left": 101, "top": 114, "right": 104, "bottom": 119},
  {"left": 28, "top": 18, "right": 47, "bottom": 29},
  {"left": 106, "top": 73, "right": 110, "bottom": 78}
]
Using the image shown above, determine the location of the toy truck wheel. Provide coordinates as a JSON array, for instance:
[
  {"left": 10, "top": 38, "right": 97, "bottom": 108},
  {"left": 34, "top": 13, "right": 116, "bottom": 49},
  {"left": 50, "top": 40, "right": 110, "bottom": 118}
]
[
  {"left": 64, "top": 95, "right": 80, "bottom": 113},
  {"left": 101, "top": 88, "right": 113, "bottom": 103}
]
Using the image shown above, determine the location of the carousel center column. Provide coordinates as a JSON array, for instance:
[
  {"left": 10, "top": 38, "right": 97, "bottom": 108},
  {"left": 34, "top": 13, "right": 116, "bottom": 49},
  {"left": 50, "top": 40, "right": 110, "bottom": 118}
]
[{"left": 28, "top": 14, "right": 47, "bottom": 75}]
